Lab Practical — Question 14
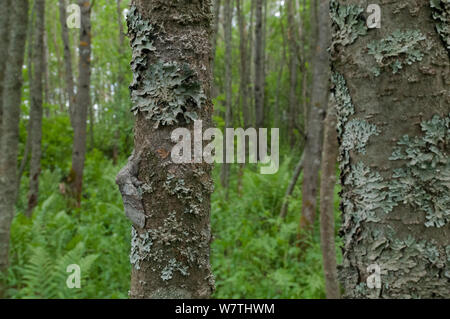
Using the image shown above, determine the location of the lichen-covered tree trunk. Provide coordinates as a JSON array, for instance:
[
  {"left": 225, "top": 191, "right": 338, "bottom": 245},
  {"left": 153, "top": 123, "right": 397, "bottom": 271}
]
[
  {"left": 59, "top": 0, "right": 76, "bottom": 125},
  {"left": 0, "top": 0, "right": 12, "bottom": 135},
  {"left": 299, "top": 0, "right": 330, "bottom": 236},
  {"left": 69, "top": 0, "right": 91, "bottom": 206},
  {"left": 331, "top": 0, "right": 450, "bottom": 298},
  {"left": 0, "top": 0, "right": 29, "bottom": 296},
  {"left": 27, "top": 0, "right": 45, "bottom": 216},
  {"left": 116, "top": 0, "right": 215, "bottom": 299}
]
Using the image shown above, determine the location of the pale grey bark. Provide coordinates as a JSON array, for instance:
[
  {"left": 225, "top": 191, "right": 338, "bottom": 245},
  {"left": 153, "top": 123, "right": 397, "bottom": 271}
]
[
  {"left": 0, "top": 0, "right": 29, "bottom": 296},
  {"left": 27, "top": 0, "right": 46, "bottom": 216}
]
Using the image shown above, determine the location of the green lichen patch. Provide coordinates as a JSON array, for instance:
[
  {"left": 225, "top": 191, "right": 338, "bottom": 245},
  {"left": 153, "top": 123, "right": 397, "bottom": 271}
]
[
  {"left": 367, "top": 30, "right": 426, "bottom": 75},
  {"left": 331, "top": 72, "right": 355, "bottom": 136},
  {"left": 131, "top": 60, "right": 206, "bottom": 128},
  {"left": 330, "top": 0, "right": 367, "bottom": 53},
  {"left": 342, "top": 119, "right": 380, "bottom": 154},
  {"left": 341, "top": 162, "right": 396, "bottom": 250},
  {"left": 389, "top": 114, "right": 450, "bottom": 228},
  {"left": 430, "top": 0, "right": 450, "bottom": 53}
]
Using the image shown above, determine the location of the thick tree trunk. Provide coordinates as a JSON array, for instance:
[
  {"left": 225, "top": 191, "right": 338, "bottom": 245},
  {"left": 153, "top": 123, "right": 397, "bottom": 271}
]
[
  {"left": 331, "top": 0, "right": 450, "bottom": 298},
  {"left": 0, "top": 0, "right": 12, "bottom": 135},
  {"left": 299, "top": 0, "right": 330, "bottom": 236},
  {"left": 0, "top": 0, "right": 29, "bottom": 296},
  {"left": 220, "top": 0, "right": 233, "bottom": 190},
  {"left": 69, "top": 0, "right": 91, "bottom": 206},
  {"left": 319, "top": 94, "right": 340, "bottom": 299},
  {"left": 59, "top": 0, "right": 76, "bottom": 124},
  {"left": 254, "top": 0, "right": 264, "bottom": 130},
  {"left": 27, "top": 0, "right": 46, "bottom": 216},
  {"left": 117, "top": 0, "right": 215, "bottom": 299}
]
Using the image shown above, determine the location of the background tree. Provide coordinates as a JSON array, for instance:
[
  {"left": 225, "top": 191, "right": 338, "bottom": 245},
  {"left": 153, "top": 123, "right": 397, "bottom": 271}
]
[
  {"left": 27, "top": 0, "right": 46, "bottom": 215},
  {"left": 0, "top": 0, "right": 29, "bottom": 296},
  {"left": 69, "top": 0, "right": 92, "bottom": 206}
]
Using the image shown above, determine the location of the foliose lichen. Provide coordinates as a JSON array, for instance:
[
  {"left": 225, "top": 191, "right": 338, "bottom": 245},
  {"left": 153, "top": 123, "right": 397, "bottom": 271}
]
[
  {"left": 330, "top": 0, "right": 367, "bottom": 54},
  {"left": 127, "top": 6, "right": 206, "bottom": 128},
  {"left": 342, "top": 119, "right": 380, "bottom": 154},
  {"left": 367, "top": 29, "right": 426, "bottom": 75},
  {"left": 388, "top": 114, "right": 450, "bottom": 228},
  {"left": 430, "top": 0, "right": 450, "bottom": 53}
]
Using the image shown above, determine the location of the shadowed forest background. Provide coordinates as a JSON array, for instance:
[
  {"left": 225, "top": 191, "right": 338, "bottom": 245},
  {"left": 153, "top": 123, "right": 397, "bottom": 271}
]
[{"left": 0, "top": 0, "right": 448, "bottom": 299}]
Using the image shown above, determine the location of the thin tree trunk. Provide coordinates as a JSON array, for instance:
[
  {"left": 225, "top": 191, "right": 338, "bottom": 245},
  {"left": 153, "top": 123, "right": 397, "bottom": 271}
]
[
  {"left": 0, "top": 0, "right": 12, "bottom": 135},
  {"left": 59, "top": 0, "right": 76, "bottom": 125},
  {"left": 27, "top": 0, "right": 46, "bottom": 216},
  {"left": 286, "top": 0, "right": 299, "bottom": 147},
  {"left": 319, "top": 94, "right": 340, "bottom": 299},
  {"left": 0, "top": 0, "right": 29, "bottom": 297},
  {"left": 279, "top": 153, "right": 305, "bottom": 219},
  {"left": 332, "top": 0, "right": 450, "bottom": 298},
  {"left": 220, "top": 0, "right": 233, "bottom": 191},
  {"left": 69, "top": 0, "right": 91, "bottom": 206},
  {"left": 117, "top": 0, "right": 215, "bottom": 299},
  {"left": 299, "top": 0, "right": 330, "bottom": 237},
  {"left": 212, "top": 0, "right": 222, "bottom": 64},
  {"left": 254, "top": 0, "right": 264, "bottom": 130},
  {"left": 236, "top": 0, "right": 250, "bottom": 129}
]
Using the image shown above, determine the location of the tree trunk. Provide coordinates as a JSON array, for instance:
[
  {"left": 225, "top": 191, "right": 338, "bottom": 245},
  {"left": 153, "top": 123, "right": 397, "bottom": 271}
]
[
  {"left": 0, "top": 0, "right": 29, "bottom": 296},
  {"left": 59, "top": 0, "right": 76, "bottom": 124},
  {"left": 0, "top": 0, "right": 12, "bottom": 135},
  {"left": 319, "top": 94, "right": 340, "bottom": 299},
  {"left": 220, "top": 0, "right": 233, "bottom": 190},
  {"left": 331, "top": 0, "right": 450, "bottom": 298},
  {"left": 69, "top": 0, "right": 91, "bottom": 206},
  {"left": 117, "top": 0, "right": 215, "bottom": 299},
  {"left": 236, "top": 0, "right": 251, "bottom": 129},
  {"left": 299, "top": 0, "right": 330, "bottom": 236},
  {"left": 254, "top": 0, "right": 264, "bottom": 130},
  {"left": 27, "top": 0, "right": 46, "bottom": 216},
  {"left": 286, "top": 0, "right": 299, "bottom": 147}
]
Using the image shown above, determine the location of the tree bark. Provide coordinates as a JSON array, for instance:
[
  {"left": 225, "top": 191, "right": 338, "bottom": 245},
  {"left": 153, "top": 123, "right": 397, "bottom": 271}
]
[
  {"left": 59, "top": 0, "right": 76, "bottom": 124},
  {"left": 27, "top": 0, "right": 46, "bottom": 216},
  {"left": 319, "top": 94, "right": 340, "bottom": 299},
  {"left": 0, "top": 0, "right": 29, "bottom": 296},
  {"left": 220, "top": 0, "right": 233, "bottom": 190},
  {"left": 69, "top": 0, "right": 92, "bottom": 206},
  {"left": 0, "top": 0, "right": 12, "bottom": 135},
  {"left": 299, "top": 0, "right": 330, "bottom": 236},
  {"left": 117, "top": 0, "right": 215, "bottom": 299},
  {"left": 331, "top": 0, "right": 450, "bottom": 298}
]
